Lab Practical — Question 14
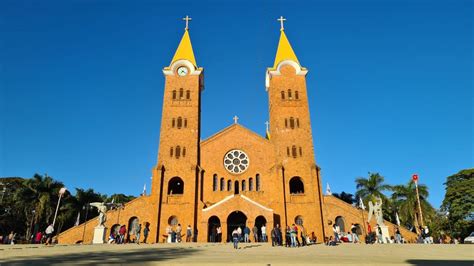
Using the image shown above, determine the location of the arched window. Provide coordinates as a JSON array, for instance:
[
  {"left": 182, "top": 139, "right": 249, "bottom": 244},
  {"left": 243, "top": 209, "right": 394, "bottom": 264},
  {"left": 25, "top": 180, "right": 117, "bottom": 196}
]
[
  {"left": 220, "top": 178, "right": 225, "bottom": 191},
  {"left": 168, "top": 176, "right": 184, "bottom": 194},
  {"left": 186, "top": 90, "right": 190, "bottom": 100},
  {"left": 172, "top": 90, "right": 177, "bottom": 100},
  {"left": 281, "top": 91, "right": 285, "bottom": 100},
  {"left": 170, "top": 147, "right": 173, "bottom": 157},
  {"left": 288, "top": 89, "right": 292, "bottom": 99},
  {"left": 292, "top": 145, "right": 297, "bottom": 158},
  {"left": 285, "top": 119, "right": 288, "bottom": 128},
  {"left": 287, "top": 147, "right": 290, "bottom": 157},
  {"left": 213, "top": 174, "right": 218, "bottom": 191},
  {"left": 289, "top": 117, "right": 295, "bottom": 129},
  {"left": 179, "top": 88, "right": 184, "bottom": 99},
  {"left": 335, "top": 216, "right": 346, "bottom": 232},
  {"left": 296, "top": 118, "right": 300, "bottom": 128},
  {"left": 299, "top": 147, "right": 302, "bottom": 156},
  {"left": 227, "top": 180, "right": 232, "bottom": 191},
  {"left": 182, "top": 147, "right": 186, "bottom": 157},
  {"left": 168, "top": 216, "right": 178, "bottom": 226},
  {"left": 172, "top": 118, "right": 175, "bottom": 128},
  {"left": 184, "top": 119, "right": 187, "bottom": 128},
  {"left": 177, "top": 117, "right": 183, "bottom": 129},
  {"left": 256, "top": 174, "right": 260, "bottom": 191},
  {"left": 249, "top": 178, "right": 254, "bottom": 191},
  {"left": 289, "top": 176, "right": 304, "bottom": 194},
  {"left": 175, "top": 146, "right": 181, "bottom": 159},
  {"left": 295, "top": 91, "right": 299, "bottom": 100},
  {"left": 241, "top": 180, "right": 246, "bottom": 191},
  {"left": 295, "top": 215, "right": 303, "bottom": 225}
]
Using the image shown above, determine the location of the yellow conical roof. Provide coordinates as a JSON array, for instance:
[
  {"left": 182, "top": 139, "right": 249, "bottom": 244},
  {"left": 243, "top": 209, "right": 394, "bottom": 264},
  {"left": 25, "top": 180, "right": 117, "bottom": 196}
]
[
  {"left": 273, "top": 30, "right": 299, "bottom": 68},
  {"left": 171, "top": 30, "right": 197, "bottom": 67}
]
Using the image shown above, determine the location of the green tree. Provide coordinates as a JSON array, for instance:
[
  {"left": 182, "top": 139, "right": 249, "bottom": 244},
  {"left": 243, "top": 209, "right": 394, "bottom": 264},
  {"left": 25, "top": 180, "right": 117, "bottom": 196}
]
[
  {"left": 332, "top": 191, "right": 356, "bottom": 205},
  {"left": 391, "top": 180, "right": 435, "bottom": 233},
  {"left": 441, "top": 168, "right": 474, "bottom": 239},
  {"left": 355, "top": 172, "right": 392, "bottom": 203}
]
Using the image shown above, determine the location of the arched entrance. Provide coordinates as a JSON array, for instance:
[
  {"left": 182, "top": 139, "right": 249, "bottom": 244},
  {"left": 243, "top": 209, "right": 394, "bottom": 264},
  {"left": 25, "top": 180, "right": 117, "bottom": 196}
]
[
  {"left": 208, "top": 216, "right": 221, "bottom": 242},
  {"left": 227, "top": 211, "right": 247, "bottom": 242},
  {"left": 255, "top": 215, "right": 267, "bottom": 242},
  {"left": 335, "top": 216, "right": 345, "bottom": 233},
  {"left": 354, "top": 223, "right": 363, "bottom": 235},
  {"left": 128, "top": 216, "right": 139, "bottom": 243}
]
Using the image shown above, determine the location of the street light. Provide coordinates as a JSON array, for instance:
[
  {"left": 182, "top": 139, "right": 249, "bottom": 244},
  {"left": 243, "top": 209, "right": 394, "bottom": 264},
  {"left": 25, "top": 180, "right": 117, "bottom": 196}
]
[{"left": 52, "top": 187, "right": 67, "bottom": 228}]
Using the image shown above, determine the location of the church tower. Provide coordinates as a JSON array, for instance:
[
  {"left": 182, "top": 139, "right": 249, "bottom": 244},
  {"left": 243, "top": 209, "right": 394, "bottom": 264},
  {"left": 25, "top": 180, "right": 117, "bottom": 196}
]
[
  {"left": 266, "top": 17, "right": 325, "bottom": 240},
  {"left": 151, "top": 17, "right": 204, "bottom": 242}
]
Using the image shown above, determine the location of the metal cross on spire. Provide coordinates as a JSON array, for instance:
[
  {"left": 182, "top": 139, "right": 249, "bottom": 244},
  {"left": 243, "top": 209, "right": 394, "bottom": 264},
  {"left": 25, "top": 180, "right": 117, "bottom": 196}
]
[
  {"left": 233, "top": 115, "right": 239, "bottom": 124},
  {"left": 183, "top": 15, "right": 192, "bottom": 30},
  {"left": 277, "top": 16, "right": 286, "bottom": 31},
  {"left": 265, "top": 121, "right": 270, "bottom": 131}
]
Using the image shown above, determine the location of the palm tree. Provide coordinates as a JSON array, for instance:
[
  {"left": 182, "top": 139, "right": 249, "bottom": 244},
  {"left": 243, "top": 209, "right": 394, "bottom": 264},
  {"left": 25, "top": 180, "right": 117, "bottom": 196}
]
[
  {"left": 332, "top": 191, "right": 356, "bottom": 205},
  {"left": 391, "top": 180, "right": 435, "bottom": 233},
  {"left": 355, "top": 172, "right": 392, "bottom": 203}
]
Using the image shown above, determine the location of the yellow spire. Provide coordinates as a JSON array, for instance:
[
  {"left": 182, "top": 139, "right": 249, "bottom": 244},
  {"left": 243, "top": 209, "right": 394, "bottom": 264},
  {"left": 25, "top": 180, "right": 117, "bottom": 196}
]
[
  {"left": 273, "top": 30, "right": 300, "bottom": 68},
  {"left": 171, "top": 29, "right": 197, "bottom": 67}
]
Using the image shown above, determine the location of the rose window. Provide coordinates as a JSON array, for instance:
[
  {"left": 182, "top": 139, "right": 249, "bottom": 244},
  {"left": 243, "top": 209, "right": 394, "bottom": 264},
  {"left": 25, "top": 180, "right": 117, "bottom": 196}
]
[{"left": 223, "top": 149, "right": 249, "bottom": 174}]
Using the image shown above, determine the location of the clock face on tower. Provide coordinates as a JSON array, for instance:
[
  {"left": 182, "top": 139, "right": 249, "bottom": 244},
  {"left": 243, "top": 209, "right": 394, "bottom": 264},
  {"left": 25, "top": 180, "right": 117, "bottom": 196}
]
[
  {"left": 177, "top": 66, "right": 189, "bottom": 76},
  {"left": 223, "top": 149, "right": 249, "bottom": 174}
]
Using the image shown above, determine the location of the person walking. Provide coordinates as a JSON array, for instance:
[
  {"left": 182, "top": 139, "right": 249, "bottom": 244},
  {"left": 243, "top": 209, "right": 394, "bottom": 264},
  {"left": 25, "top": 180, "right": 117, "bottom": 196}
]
[
  {"left": 35, "top": 231, "right": 42, "bottom": 244},
  {"left": 45, "top": 224, "right": 54, "bottom": 245},
  {"left": 253, "top": 225, "right": 258, "bottom": 242},
  {"left": 143, "top": 223, "right": 150, "bottom": 244},
  {"left": 186, "top": 225, "right": 192, "bottom": 242},
  {"left": 232, "top": 228, "right": 239, "bottom": 249}
]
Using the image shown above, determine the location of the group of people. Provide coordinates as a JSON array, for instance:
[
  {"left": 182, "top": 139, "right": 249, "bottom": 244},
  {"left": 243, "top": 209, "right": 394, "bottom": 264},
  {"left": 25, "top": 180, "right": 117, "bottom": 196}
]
[
  {"left": 108, "top": 223, "right": 150, "bottom": 244},
  {"left": 229, "top": 224, "right": 316, "bottom": 249},
  {"left": 165, "top": 224, "right": 195, "bottom": 243}
]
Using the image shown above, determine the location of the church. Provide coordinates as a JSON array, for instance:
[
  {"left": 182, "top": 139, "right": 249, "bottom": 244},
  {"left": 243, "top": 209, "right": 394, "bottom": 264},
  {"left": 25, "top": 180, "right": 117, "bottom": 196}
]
[{"left": 58, "top": 18, "right": 416, "bottom": 244}]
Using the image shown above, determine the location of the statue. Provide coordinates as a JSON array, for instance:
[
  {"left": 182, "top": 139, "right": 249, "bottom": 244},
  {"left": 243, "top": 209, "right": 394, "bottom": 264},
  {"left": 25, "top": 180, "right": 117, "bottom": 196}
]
[
  {"left": 367, "top": 197, "right": 385, "bottom": 226},
  {"left": 90, "top": 202, "right": 108, "bottom": 227}
]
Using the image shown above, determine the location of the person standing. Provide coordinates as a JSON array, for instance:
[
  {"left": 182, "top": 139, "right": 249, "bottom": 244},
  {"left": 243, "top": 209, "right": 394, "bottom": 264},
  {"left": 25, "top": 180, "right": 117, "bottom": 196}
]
[
  {"left": 376, "top": 224, "right": 383, "bottom": 244},
  {"left": 285, "top": 226, "right": 291, "bottom": 247},
  {"left": 135, "top": 223, "right": 142, "bottom": 244},
  {"left": 332, "top": 224, "right": 339, "bottom": 243},
  {"left": 217, "top": 226, "right": 222, "bottom": 242},
  {"left": 253, "top": 225, "right": 258, "bottom": 242},
  {"left": 290, "top": 224, "right": 297, "bottom": 247},
  {"left": 176, "top": 224, "right": 182, "bottom": 243},
  {"left": 232, "top": 228, "right": 239, "bottom": 249},
  {"left": 244, "top": 226, "right": 250, "bottom": 243},
  {"left": 45, "top": 224, "right": 54, "bottom": 245},
  {"left": 186, "top": 225, "right": 192, "bottom": 242},
  {"left": 395, "top": 226, "right": 402, "bottom": 244},
  {"left": 143, "top": 223, "right": 150, "bottom": 244},
  {"left": 35, "top": 231, "right": 42, "bottom": 244},
  {"left": 275, "top": 224, "right": 282, "bottom": 246},
  {"left": 261, "top": 224, "right": 267, "bottom": 242},
  {"left": 8, "top": 231, "right": 15, "bottom": 245},
  {"left": 271, "top": 226, "right": 276, "bottom": 246},
  {"left": 119, "top": 225, "right": 126, "bottom": 244},
  {"left": 166, "top": 225, "right": 172, "bottom": 243}
]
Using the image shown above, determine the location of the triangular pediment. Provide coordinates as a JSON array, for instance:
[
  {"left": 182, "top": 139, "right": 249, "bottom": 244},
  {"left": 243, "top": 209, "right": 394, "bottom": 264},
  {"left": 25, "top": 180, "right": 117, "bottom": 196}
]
[
  {"left": 203, "top": 194, "right": 273, "bottom": 213},
  {"left": 201, "top": 124, "right": 270, "bottom": 147}
]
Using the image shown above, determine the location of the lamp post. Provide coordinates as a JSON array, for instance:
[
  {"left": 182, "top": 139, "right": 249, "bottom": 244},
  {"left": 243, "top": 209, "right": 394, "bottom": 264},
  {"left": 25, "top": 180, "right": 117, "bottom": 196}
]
[
  {"left": 52, "top": 187, "right": 67, "bottom": 228},
  {"left": 412, "top": 174, "right": 424, "bottom": 227}
]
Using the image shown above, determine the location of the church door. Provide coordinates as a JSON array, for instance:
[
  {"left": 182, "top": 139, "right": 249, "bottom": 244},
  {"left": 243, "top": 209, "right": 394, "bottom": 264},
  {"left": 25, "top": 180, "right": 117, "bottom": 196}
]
[{"left": 226, "top": 211, "right": 247, "bottom": 242}]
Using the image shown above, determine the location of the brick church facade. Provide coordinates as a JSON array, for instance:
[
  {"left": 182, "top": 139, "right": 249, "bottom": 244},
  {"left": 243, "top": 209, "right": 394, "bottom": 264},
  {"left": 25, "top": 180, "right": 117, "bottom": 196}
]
[{"left": 58, "top": 21, "right": 416, "bottom": 244}]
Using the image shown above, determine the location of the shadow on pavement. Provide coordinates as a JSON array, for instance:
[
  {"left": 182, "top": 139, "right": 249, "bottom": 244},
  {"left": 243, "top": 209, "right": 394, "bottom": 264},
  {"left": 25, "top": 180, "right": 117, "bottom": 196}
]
[
  {"left": 0, "top": 247, "right": 200, "bottom": 265},
  {"left": 406, "top": 260, "right": 473, "bottom": 266}
]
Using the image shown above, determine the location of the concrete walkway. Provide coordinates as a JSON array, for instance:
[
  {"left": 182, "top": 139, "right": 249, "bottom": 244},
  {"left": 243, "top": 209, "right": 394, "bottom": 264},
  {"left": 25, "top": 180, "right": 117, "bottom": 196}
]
[{"left": 1, "top": 243, "right": 473, "bottom": 265}]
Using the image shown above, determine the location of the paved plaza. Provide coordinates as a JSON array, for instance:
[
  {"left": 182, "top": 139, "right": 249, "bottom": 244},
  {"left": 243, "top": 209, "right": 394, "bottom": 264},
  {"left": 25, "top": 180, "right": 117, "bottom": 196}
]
[{"left": 0, "top": 243, "right": 473, "bottom": 265}]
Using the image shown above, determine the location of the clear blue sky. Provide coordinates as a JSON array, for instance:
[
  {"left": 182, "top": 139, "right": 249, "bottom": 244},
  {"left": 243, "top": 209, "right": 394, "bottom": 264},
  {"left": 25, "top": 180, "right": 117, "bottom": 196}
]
[{"left": 1, "top": 0, "right": 472, "bottom": 208}]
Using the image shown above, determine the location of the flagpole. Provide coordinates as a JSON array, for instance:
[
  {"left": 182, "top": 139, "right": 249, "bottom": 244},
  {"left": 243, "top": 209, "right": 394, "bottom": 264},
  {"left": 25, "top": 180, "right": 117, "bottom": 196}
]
[
  {"left": 359, "top": 198, "right": 367, "bottom": 243},
  {"left": 414, "top": 180, "right": 424, "bottom": 227}
]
